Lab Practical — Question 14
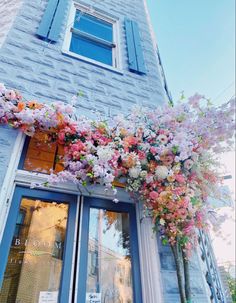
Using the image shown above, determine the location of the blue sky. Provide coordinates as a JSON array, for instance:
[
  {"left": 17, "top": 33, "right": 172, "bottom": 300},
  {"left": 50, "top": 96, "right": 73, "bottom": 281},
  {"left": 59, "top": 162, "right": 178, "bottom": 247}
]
[
  {"left": 146, "top": 0, "right": 235, "bottom": 105},
  {"left": 145, "top": 1, "right": 235, "bottom": 266}
]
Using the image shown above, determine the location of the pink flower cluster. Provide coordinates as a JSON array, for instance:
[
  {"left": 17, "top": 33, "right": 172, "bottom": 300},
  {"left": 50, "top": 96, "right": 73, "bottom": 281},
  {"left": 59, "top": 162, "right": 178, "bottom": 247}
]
[{"left": 0, "top": 83, "right": 235, "bottom": 254}]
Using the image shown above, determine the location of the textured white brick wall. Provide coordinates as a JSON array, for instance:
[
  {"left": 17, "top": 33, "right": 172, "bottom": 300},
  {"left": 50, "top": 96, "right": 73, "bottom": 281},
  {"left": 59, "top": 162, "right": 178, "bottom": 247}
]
[{"left": 0, "top": 0, "right": 23, "bottom": 47}]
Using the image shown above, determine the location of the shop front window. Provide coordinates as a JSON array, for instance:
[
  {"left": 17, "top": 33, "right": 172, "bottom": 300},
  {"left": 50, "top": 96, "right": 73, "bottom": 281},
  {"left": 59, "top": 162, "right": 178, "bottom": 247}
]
[
  {"left": 0, "top": 187, "right": 77, "bottom": 303},
  {"left": 78, "top": 197, "right": 142, "bottom": 303}
]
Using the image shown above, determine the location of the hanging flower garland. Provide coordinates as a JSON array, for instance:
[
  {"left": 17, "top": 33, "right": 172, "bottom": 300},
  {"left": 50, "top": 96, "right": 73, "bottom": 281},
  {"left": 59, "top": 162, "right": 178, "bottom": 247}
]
[{"left": 0, "top": 83, "right": 235, "bottom": 255}]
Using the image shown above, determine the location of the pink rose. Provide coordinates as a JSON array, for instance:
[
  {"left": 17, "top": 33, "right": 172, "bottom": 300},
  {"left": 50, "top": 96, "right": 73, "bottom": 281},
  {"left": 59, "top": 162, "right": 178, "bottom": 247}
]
[
  {"left": 150, "top": 146, "right": 158, "bottom": 155},
  {"left": 149, "top": 191, "right": 159, "bottom": 200},
  {"left": 70, "top": 141, "right": 86, "bottom": 152},
  {"left": 175, "top": 174, "right": 185, "bottom": 183},
  {"left": 138, "top": 150, "right": 146, "bottom": 160},
  {"left": 58, "top": 132, "right": 65, "bottom": 143}
]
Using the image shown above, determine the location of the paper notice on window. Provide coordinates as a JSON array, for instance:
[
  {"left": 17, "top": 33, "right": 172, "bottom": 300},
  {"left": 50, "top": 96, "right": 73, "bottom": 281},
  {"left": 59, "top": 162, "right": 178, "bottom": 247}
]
[
  {"left": 38, "top": 291, "right": 58, "bottom": 303},
  {"left": 86, "top": 293, "right": 101, "bottom": 303}
]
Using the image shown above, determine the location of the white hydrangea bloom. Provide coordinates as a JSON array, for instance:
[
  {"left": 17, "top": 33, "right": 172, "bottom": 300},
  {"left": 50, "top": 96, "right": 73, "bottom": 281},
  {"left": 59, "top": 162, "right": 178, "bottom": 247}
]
[
  {"left": 97, "top": 146, "right": 114, "bottom": 162},
  {"left": 155, "top": 166, "right": 169, "bottom": 180},
  {"left": 129, "top": 166, "right": 141, "bottom": 179}
]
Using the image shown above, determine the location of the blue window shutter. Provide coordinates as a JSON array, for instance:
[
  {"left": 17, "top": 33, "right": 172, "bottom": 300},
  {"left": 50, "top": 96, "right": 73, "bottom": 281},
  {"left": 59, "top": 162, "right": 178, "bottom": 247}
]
[
  {"left": 131, "top": 21, "right": 146, "bottom": 74},
  {"left": 124, "top": 18, "right": 146, "bottom": 74},
  {"left": 48, "top": 0, "right": 69, "bottom": 42},
  {"left": 124, "top": 19, "right": 138, "bottom": 72},
  {"left": 36, "top": 0, "right": 59, "bottom": 39}
]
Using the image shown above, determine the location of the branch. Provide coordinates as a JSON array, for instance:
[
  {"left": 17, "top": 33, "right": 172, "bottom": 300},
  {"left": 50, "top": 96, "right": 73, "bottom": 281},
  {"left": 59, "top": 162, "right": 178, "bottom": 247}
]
[
  {"left": 182, "top": 249, "right": 192, "bottom": 302},
  {"left": 171, "top": 241, "right": 187, "bottom": 303}
]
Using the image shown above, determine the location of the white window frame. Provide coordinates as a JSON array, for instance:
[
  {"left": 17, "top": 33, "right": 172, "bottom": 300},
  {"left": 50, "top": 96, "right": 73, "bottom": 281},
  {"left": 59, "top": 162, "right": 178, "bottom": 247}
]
[{"left": 62, "top": 2, "right": 122, "bottom": 73}]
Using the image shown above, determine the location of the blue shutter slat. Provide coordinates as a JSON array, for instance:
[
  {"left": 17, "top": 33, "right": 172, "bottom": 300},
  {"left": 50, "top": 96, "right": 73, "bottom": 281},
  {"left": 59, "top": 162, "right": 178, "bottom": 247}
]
[
  {"left": 131, "top": 21, "right": 146, "bottom": 74},
  {"left": 36, "top": 0, "right": 59, "bottom": 39},
  {"left": 124, "top": 18, "right": 138, "bottom": 72},
  {"left": 48, "top": 0, "right": 69, "bottom": 42}
]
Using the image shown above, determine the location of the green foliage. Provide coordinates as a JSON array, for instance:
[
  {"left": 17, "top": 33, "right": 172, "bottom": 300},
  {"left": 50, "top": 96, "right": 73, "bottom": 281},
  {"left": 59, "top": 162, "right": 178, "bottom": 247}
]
[
  {"left": 190, "top": 197, "right": 200, "bottom": 206},
  {"left": 179, "top": 235, "right": 189, "bottom": 246},
  {"left": 227, "top": 275, "right": 236, "bottom": 302}
]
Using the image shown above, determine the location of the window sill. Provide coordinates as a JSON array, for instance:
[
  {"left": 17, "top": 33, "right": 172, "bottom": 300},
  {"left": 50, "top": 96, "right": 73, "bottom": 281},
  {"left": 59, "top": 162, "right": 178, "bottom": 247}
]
[{"left": 61, "top": 49, "right": 124, "bottom": 75}]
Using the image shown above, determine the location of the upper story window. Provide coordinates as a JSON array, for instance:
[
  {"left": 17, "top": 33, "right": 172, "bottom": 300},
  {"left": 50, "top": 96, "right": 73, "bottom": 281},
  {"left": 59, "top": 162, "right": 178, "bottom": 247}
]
[{"left": 63, "top": 3, "right": 120, "bottom": 69}]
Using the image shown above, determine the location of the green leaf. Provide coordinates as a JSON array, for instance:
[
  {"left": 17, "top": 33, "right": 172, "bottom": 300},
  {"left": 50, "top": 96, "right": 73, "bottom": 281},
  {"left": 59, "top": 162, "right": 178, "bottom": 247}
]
[
  {"left": 172, "top": 145, "right": 179, "bottom": 154},
  {"left": 77, "top": 90, "right": 84, "bottom": 97},
  {"left": 162, "top": 238, "right": 168, "bottom": 245},
  {"left": 180, "top": 236, "right": 189, "bottom": 245},
  {"left": 147, "top": 152, "right": 155, "bottom": 161},
  {"left": 199, "top": 111, "right": 205, "bottom": 117},
  {"left": 190, "top": 197, "right": 199, "bottom": 206},
  {"left": 207, "top": 98, "right": 212, "bottom": 107},
  {"left": 86, "top": 173, "right": 94, "bottom": 178},
  {"left": 180, "top": 91, "right": 185, "bottom": 100},
  {"left": 177, "top": 113, "right": 185, "bottom": 122}
]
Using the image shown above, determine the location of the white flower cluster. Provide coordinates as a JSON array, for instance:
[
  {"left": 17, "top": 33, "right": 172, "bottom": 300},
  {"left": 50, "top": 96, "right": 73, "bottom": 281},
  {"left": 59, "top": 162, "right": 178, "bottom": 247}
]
[{"left": 155, "top": 166, "right": 169, "bottom": 180}]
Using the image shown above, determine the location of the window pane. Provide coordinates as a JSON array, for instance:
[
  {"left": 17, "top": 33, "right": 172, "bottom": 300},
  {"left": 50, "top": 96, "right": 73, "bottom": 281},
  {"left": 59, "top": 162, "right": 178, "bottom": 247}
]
[
  {"left": 70, "top": 34, "right": 113, "bottom": 66},
  {"left": 0, "top": 198, "right": 69, "bottom": 303},
  {"left": 86, "top": 208, "right": 133, "bottom": 303},
  {"left": 74, "top": 11, "right": 113, "bottom": 42},
  {"left": 22, "top": 138, "right": 64, "bottom": 174}
]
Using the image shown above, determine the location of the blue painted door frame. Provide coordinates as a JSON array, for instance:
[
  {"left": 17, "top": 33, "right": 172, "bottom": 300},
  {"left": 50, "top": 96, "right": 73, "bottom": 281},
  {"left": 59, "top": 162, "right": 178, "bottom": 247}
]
[
  {"left": 0, "top": 186, "right": 77, "bottom": 303},
  {"left": 77, "top": 197, "right": 143, "bottom": 303}
]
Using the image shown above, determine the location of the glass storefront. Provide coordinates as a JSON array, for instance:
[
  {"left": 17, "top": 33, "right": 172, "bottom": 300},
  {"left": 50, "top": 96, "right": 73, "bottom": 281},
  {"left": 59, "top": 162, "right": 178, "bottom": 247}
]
[
  {"left": 0, "top": 198, "right": 68, "bottom": 303},
  {"left": 0, "top": 189, "right": 142, "bottom": 303}
]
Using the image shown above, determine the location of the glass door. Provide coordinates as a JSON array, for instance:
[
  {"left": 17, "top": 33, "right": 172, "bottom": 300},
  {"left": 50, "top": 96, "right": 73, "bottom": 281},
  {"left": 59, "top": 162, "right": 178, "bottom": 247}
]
[
  {"left": 78, "top": 197, "right": 142, "bottom": 303},
  {"left": 0, "top": 186, "right": 77, "bottom": 303}
]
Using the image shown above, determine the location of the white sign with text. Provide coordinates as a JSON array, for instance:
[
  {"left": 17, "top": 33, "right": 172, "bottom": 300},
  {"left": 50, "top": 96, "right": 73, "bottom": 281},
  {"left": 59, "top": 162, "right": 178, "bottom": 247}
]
[
  {"left": 38, "top": 291, "right": 58, "bottom": 303},
  {"left": 86, "top": 293, "right": 101, "bottom": 303}
]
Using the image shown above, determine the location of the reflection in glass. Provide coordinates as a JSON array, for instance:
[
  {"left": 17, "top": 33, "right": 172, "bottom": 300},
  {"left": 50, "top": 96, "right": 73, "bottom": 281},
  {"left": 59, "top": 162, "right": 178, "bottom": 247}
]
[
  {"left": 0, "top": 198, "right": 69, "bottom": 303},
  {"left": 23, "top": 137, "right": 64, "bottom": 174},
  {"left": 86, "top": 208, "right": 133, "bottom": 303}
]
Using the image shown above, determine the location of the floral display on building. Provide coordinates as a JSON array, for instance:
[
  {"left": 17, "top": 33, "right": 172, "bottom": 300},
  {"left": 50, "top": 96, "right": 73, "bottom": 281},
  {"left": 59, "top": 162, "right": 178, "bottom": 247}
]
[{"left": 0, "top": 83, "right": 235, "bottom": 256}]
